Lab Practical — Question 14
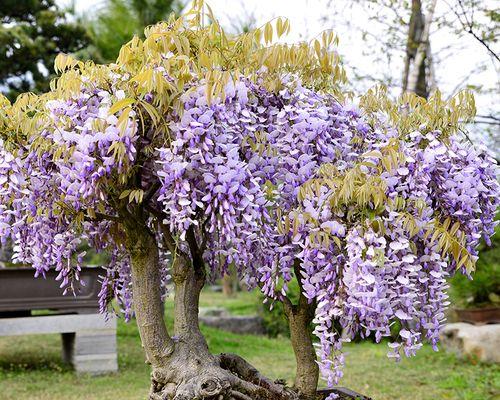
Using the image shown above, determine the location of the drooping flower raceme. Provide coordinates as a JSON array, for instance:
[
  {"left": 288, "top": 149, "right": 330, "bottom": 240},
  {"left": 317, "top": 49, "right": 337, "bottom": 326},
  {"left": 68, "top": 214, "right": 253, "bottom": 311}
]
[
  {"left": 291, "top": 128, "right": 499, "bottom": 385},
  {"left": 0, "top": 88, "right": 139, "bottom": 307},
  {"left": 0, "top": 71, "right": 498, "bottom": 389},
  {"left": 154, "top": 76, "right": 498, "bottom": 385}
]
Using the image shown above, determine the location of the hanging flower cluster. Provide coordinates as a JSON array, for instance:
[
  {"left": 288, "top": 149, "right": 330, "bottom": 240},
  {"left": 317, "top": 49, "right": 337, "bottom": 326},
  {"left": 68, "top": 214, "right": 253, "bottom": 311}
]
[
  {"left": 294, "top": 127, "right": 499, "bottom": 385},
  {"left": 0, "top": 88, "right": 135, "bottom": 304},
  {"left": 154, "top": 76, "right": 498, "bottom": 385},
  {"left": 157, "top": 81, "right": 269, "bottom": 276}
]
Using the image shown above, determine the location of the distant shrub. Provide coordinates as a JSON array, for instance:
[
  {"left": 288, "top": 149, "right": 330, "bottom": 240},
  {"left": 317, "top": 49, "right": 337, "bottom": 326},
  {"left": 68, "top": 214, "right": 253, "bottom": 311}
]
[{"left": 449, "top": 225, "right": 500, "bottom": 308}]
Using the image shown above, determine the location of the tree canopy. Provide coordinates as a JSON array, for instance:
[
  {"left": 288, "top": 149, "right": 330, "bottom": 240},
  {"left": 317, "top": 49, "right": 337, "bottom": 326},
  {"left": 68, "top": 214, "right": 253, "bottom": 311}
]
[{"left": 0, "top": 2, "right": 498, "bottom": 398}]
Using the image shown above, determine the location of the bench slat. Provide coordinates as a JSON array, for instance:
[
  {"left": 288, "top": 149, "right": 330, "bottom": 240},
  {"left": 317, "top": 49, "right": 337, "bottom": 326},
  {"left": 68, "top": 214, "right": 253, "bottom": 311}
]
[{"left": 0, "top": 314, "right": 115, "bottom": 336}]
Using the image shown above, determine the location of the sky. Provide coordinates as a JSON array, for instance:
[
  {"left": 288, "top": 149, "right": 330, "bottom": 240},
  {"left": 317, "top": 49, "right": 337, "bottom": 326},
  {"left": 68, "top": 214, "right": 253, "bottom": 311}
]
[{"left": 59, "top": 0, "right": 498, "bottom": 144}]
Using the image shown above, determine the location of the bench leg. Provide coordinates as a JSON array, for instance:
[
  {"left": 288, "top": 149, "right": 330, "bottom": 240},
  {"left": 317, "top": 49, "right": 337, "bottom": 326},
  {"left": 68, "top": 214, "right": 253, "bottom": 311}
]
[
  {"left": 60, "top": 329, "right": 117, "bottom": 375},
  {"left": 61, "top": 332, "right": 75, "bottom": 364}
]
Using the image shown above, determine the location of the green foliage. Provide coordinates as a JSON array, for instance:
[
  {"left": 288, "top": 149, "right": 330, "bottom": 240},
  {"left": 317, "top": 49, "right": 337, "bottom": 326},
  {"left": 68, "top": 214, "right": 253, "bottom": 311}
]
[
  {"left": 359, "top": 85, "right": 476, "bottom": 139},
  {"left": 80, "top": 0, "right": 184, "bottom": 63},
  {"left": 449, "top": 224, "right": 500, "bottom": 308},
  {"left": 0, "top": 0, "right": 90, "bottom": 101}
]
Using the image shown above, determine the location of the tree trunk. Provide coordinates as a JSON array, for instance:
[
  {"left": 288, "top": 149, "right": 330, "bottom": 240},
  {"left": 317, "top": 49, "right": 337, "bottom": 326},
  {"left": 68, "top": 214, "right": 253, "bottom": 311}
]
[
  {"left": 283, "top": 262, "right": 319, "bottom": 399},
  {"left": 124, "top": 221, "right": 300, "bottom": 400},
  {"left": 289, "top": 307, "right": 318, "bottom": 398},
  {"left": 285, "top": 297, "right": 319, "bottom": 399},
  {"left": 127, "top": 225, "right": 175, "bottom": 369},
  {"left": 403, "top": 0, "right": 437, "bottom": 99},
  {"left": 222, "top": 273, "right": 234, "bottom": 297},
  {"left": 172, "top": 254, "right": 208, "bottom": 348}
]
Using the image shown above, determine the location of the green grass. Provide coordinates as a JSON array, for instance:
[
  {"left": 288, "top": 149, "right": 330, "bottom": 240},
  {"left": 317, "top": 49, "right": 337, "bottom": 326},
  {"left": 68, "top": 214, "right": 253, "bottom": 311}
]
[
  {"left": 0, "top": 289, "right": 498, "bottom": 400},
  {"left": 199, "top": 288, "right": 262, "bottom": 315}
]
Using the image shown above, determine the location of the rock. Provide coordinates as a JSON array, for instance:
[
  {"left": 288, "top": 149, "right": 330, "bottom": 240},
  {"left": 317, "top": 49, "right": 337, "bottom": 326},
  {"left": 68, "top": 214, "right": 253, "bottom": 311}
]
[
  {"left": 319, "top": 388, "right": 373, "bottom": 400},
  {"left": 199, "top": 307, "right": 229, "bottom": 317},
  {"left": 199, "top": 315, "right": 265, "bottom": 335},
  {"left": 199, "top": 307, "right": 265, "bottom": 334},
  {"left": 440, "top": 322, "right": 500, "bottom": 363}
]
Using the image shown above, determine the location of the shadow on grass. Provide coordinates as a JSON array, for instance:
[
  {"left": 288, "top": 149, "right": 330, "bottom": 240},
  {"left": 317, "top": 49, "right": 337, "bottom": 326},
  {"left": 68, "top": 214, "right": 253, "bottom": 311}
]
[{"left": 0, "top": 334, "right": 69, "bottom": 372}]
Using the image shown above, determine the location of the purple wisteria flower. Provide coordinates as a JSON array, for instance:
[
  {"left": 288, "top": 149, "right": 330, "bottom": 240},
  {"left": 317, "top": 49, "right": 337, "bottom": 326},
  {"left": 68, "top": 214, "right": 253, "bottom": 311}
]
[{"left": 0, "top": 72, "right": 498, "bottom": 388}]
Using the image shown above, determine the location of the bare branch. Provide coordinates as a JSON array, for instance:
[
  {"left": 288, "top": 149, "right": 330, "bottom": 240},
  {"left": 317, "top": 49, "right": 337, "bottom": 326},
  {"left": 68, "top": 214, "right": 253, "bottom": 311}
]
[
  {"left": 84, "top": 211, "right": 121, "bottom": 223},
  {"left": 450, "top": 0, "right": 500, "bottom": 62},
  {"left": 143, "top": 180, "right": 161, "bottom": 205}
]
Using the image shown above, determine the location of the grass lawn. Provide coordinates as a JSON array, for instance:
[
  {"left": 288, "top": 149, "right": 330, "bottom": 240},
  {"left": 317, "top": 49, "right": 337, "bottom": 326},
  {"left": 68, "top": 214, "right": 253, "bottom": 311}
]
[{"left": 0, "top": 289, "right": 498, "bottom": 400}]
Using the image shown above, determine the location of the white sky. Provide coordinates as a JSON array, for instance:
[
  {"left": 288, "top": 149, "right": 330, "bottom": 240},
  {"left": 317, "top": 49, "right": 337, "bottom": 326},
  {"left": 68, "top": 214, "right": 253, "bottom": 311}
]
[{"left": 60, "top": 0, "right": 498, "bottom": 143}]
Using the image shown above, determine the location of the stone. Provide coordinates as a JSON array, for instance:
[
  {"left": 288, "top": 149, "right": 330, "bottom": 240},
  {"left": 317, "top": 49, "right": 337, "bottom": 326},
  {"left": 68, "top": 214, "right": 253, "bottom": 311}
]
[
  {"left": 0, "top": 313, "right": 114, "bottom": 335},
  {"left": 199, "top": 315, "right": 265, "bottom": 335},
  {"left": 199, "top": 307, "right": 229, "bottom": 317},
  {"left": 440, "top": 322, "right": 500, "bottom": 363},
  {"left": 0, "top": 313, "right": 118, "bottom": 374},
  {"left": 319, "top": 388, "right": 373, "bottom": 400}
]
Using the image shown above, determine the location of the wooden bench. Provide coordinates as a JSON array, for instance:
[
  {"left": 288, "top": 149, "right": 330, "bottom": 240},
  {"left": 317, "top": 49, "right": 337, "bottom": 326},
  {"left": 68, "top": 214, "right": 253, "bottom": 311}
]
[{"left": 0, "top": 313, "right": 117, "bottom": 374}]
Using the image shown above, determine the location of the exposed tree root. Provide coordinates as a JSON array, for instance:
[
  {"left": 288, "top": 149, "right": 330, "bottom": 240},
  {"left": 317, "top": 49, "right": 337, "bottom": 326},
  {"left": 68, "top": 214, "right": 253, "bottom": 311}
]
[
  {"left": 149, "top": 350, "right": 300, "bottom": 400},
  {"left": 219, "top": 353, "right": 298, "bottom": 399},
  {"left": 124, "top": 226, "right": 305, "bottom": 400}
]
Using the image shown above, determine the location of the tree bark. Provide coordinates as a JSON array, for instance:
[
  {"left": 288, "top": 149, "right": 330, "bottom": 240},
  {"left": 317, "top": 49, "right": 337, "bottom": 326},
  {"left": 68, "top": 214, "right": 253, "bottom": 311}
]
[
  {"left": 283, "top": 261, "right": 320, "bottom": 399},
  {"left": 124, "top": 220, "right": 300, "bottom": 400},
  {"left": 284, "top": 297, "right": 318, "bottom": 399},
  {"left": 172, "top": 256, "right": 208, "bottom": 348},
  {"left": 288, "top": 308, "right": 318, "bottom": 399},
  {"left": 403, "top": 0, "right": 425, "bottom": 95},
  {"left": 222, "top": 273, "right": 235, "bottom": 297},
  {"left": 126, "top": 224, "right": 175, "bottom": 368},
  {"left": 403, "top": 0, "right": 437, "bottom": 99}
]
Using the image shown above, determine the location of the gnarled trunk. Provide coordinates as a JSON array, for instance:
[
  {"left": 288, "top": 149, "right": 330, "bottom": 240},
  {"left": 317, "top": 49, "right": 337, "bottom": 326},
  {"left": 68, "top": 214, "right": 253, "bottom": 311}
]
[
  {"left": 125, "top": 222, "right": 300, "bottom": 400},
  {"left": 284, "top": 291, "right": 319, "bottom": 399},
  {"left": 288, "top": 306, "right": 318, "bottom": 399},
  {"left": 127, "top": 224, "right": 175, "bottom": 368}
]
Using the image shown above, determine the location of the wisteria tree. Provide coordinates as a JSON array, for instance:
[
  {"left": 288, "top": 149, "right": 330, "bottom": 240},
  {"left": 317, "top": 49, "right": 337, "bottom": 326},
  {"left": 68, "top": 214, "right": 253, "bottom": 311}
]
[{"left": 0, "top": 2, "right": 498, "bottom": 399}]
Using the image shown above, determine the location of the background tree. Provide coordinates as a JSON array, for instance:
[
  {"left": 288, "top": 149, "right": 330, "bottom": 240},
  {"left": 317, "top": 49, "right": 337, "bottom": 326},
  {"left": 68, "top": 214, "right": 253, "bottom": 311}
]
[
  {"left": 0, "top": 0, "right": 89, "bottom": 101},
  {"left": 402, "top": 0, "right": 436, "bottom": 98},
  {"left": 446, "top": 0, "right": 500, "bottom": 136},
  {"left": 449, "top": 224, "right": 500, "bottom": 308},
  {"left": 325, "top": 0, "right": 499, "bottom": 132},
  {"left": 80, "top": 0, "right": 184, "bottom": 63}
]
